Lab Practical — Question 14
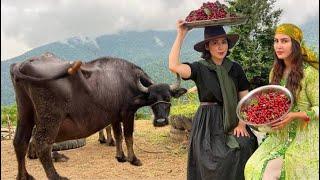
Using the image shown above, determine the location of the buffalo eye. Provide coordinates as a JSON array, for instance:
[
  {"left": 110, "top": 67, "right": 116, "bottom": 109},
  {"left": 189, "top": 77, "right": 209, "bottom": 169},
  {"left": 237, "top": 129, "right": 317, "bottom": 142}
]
[{"left": 164, "top": 97, "right": 170, "bottom": 102}]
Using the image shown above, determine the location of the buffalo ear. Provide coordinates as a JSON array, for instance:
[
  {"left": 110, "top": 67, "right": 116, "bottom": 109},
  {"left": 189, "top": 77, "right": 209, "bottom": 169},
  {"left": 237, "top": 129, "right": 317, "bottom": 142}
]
[
  {"left": 80, "top": 69, "right": 92, "bottom": 79},
  {"left": 171, "top": 88, "right": 187, "bottom": 98}
]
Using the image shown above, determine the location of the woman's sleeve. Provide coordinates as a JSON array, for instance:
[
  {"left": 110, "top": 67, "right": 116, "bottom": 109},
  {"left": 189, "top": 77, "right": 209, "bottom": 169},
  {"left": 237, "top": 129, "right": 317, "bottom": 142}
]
[
  {"left": 305, "top": 67, "right": 319, "bottom": 120},
  {"left": 237, "top": 64, "right": 250, "bottom": 91},
  {"left": 181, "top": 62, "right": 199, "bottom": 81}
]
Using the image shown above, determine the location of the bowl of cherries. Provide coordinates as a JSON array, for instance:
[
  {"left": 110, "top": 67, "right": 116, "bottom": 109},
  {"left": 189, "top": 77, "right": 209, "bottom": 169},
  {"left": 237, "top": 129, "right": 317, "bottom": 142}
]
[
  {"left": 184, "top": 1, "right": 247, "bottom": 28},
  {"left": 236, "top": 85, "right": 294, "bottom": 133}
]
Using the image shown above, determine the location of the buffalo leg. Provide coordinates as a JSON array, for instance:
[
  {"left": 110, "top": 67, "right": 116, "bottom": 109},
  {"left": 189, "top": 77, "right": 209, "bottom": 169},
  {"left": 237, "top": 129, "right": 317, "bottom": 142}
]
[
  {"left": 98, "top": 125, "right": 115, "bottom": 146},
  {"left": 34, "top": 118, "right": 68, "bottom": 180},
  {"left": 28, "top": 128, "right": 69, "bottom": 163},
  {"left": 112, "top": 121, "right": 126, "bottom": 162},
  {"left": 27, "top": 128, "right": 37, "bottom": 159},
  {"left": 13, "top": 88, "right": 35, "bottom": 180},
  {"left": 105, "top": 125, "right": 115, "bottom": 146},
  {"left": 14, "top": 122, "right": 35, "bottom": 180},
  {"left": 123, "top": 113, "right": 142, "bottom": 166},
  {"left": 98, "top": 130, "right": 106, "bottom": 143}
]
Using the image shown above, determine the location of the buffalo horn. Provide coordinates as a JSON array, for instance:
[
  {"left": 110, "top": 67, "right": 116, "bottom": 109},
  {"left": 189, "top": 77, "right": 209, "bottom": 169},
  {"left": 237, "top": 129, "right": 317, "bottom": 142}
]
[
  {"left": 169, "top": 73, "right": 181, "bottom": 91},
  {"left": 137, "top": 78, "right": 149, "bottom": 93}
]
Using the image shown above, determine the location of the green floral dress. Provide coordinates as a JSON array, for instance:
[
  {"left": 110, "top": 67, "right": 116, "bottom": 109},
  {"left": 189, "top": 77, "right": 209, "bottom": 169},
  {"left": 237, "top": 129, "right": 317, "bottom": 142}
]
[{"left": 244, "top": 65, "right": 319, "bottom": 180}]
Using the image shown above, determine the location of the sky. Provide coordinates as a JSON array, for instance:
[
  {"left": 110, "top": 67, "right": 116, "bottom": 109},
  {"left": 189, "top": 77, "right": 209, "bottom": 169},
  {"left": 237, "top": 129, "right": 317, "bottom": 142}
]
[{"left": 1, "top": 0, "right": 319, "bottom": 60}]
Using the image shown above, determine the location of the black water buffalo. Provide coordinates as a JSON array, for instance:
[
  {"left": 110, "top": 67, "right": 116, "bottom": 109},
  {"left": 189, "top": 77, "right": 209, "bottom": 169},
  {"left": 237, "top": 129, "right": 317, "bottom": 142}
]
[{"left": 10, "top": 52, "right": 186, "bottom": 180}]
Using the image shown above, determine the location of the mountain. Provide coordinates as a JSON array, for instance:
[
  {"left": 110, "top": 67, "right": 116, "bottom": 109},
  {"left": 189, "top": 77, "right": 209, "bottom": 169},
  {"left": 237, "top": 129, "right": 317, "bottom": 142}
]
[
  {"left": 1, "top": 17, "right": 319, "bottom": 105},
  {"left": 1, "top": 29, "right": 204, "bottom": 105},
  {"left": 300, "top": 15, "right": 319, "bottom": 51}
]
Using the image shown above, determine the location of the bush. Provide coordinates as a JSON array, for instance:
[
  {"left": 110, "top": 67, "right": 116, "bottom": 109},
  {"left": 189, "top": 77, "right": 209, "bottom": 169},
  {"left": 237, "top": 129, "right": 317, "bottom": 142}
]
[
  {"left": 170, "top": 93, "right": 199, "bottom": 118},
  {"left": 135, "top": 108, "right": 152, "bottom": 120},
  {"left": 1, "top": 104, "right": 17, "bottom": 127}
]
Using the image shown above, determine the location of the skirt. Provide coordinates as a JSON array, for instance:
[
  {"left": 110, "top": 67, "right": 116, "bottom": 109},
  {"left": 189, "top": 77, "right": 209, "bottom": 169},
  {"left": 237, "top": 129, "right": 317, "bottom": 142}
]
[{"left": 187, "top": 103, "right": 258, "bottom": 180}]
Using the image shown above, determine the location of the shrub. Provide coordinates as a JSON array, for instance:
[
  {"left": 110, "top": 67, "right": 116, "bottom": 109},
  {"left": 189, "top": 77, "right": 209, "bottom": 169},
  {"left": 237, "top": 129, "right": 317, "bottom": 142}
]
[
  {"left": 1, "top": 104, "right": 17, "bottom": 127},
  {"left": 170, "top": 92, "right": 199, "bottom": 118}
]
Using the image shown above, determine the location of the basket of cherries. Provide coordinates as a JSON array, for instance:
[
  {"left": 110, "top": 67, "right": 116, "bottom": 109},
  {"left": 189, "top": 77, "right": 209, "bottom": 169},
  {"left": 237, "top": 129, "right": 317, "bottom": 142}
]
[{"left": 184, "top": 1, "right": 247, "bottom": 28}]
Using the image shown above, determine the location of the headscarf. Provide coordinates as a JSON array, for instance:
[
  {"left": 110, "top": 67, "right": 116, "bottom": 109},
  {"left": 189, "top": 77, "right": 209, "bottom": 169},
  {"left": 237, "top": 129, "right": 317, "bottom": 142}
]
[{"left": 275, "top": 23, "right": 319, "bottom": 69}]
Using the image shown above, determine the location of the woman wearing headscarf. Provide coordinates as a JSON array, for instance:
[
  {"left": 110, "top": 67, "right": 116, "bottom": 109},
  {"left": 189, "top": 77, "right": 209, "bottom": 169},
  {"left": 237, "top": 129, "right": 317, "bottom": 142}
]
[
  {"left": 244, "top": 23, "right": 319, "bottom": 180},
  {"left": 168, "top": 20, "right": 258, "bottom": 180}
]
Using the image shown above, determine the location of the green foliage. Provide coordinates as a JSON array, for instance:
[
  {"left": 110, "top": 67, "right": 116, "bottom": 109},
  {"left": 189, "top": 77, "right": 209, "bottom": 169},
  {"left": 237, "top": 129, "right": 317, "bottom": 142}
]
[
  {"left": 227, "top": 0, "right": 282, "bottom": 90},
  {"left": 0, "top": 103, "right": 150, "bottom": 127},
  {"left": 170, "top": 92, "right": 199, "bottom": 118},
  {"left": 1, "top": 104, "right": 17, "bottom": 126},
  {"left": 135, "top": 107, "right": 152, "bottom": 120}
]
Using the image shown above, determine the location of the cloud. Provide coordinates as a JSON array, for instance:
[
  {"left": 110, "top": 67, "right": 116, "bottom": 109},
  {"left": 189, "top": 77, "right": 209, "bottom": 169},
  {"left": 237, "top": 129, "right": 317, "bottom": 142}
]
[
  {"left": 1, "top": 0, "right": 319, "bottom": 60},
  {"left": 275, "top": 0, "right": 319, "bottom": 25},
  {"left": 1, "top": 0, "right": 200, "bottom": 60},
  {"left": 1, "top": 30, "right": 31, "bottom": 60}
]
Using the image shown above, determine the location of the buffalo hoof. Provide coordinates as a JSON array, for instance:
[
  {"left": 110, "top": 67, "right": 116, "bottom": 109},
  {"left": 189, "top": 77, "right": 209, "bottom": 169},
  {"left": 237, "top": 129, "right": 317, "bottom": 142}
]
[
  {"left": 116, "top": 155, "right": 126, "bottom": 163},
  {"left": 98, "top": 138, "right": 106, "bottom": 144},
  {"left": 49, "top": 175, "right": 69, "bottom": 180},
  {"left": 58, "top": 176, "right": 69, "bottom": 180},
  {"left": 17, "top": 173, "right": 35, "bottom": 180},
  {"left": 128, "top": 156, "right": 142, "bottom": 166},
  {"left": 52, "top": 151, "right": 69, "bottom": 162},
  {"left": 106, "top": 139, "right": 115, "bottom": 146},
  {"left": 116, "top": 152, "right": 126, "bottom": 163}
]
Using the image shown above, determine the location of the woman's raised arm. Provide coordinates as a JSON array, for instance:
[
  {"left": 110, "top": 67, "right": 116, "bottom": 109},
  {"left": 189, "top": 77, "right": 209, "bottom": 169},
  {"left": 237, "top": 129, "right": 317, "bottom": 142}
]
[{"left": 168, "top": 20, "right": 192, "bottom": 79}]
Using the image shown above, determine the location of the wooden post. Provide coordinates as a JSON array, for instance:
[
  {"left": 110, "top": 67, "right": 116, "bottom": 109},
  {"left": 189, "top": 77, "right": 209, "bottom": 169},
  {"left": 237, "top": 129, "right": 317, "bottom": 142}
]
[{"left": 6, "top": 115, "right": 12, "bottom": 140}]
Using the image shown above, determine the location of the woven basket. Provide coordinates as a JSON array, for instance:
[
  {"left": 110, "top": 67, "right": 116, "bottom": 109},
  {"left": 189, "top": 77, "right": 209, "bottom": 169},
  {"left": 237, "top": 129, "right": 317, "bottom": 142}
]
[{"left": 184, "top": 16, "right": 247, "bottom": 28}]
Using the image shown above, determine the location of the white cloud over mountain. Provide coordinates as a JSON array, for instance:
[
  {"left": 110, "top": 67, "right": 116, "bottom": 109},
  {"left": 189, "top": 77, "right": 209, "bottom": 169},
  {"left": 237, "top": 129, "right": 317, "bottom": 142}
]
[{"left": 1, "top": 0, "right": 319, "bottom": 60}]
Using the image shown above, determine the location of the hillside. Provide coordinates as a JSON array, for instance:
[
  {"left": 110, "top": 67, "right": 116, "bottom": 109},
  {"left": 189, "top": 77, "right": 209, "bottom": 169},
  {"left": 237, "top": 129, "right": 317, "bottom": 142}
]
[{"left": 1, "top": 30, "right": 204, "bottom": 105}]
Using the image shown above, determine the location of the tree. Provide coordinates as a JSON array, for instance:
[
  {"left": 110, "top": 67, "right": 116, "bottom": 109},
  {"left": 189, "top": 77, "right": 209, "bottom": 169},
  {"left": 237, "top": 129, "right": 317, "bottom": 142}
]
[{"left": 227, "top": 0, "right": 282, "bottom": 89}]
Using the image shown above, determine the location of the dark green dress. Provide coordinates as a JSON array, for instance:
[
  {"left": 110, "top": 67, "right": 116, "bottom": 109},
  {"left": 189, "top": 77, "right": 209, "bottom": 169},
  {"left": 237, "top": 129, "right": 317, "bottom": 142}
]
[{"left": 183, "top": 60, "right": 258, "bottom": 180}]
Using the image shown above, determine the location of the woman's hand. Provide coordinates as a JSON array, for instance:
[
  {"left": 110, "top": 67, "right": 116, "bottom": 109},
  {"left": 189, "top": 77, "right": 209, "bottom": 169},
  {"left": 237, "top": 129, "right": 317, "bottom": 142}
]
[
  {"left": 176, "top": 19, "right": 190, "bottom": 37},
  {"left": 233, "top": 121, "right": 250, "bottom": 137},
  {"left": 271, "top": 111, "right": 309, "bottom": 130}
]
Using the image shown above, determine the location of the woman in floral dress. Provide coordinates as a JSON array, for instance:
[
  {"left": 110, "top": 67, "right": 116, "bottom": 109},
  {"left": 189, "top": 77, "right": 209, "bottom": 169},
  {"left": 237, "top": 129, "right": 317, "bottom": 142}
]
[{"left": 244, "top": 23, "right": 319, "bottom": 179}]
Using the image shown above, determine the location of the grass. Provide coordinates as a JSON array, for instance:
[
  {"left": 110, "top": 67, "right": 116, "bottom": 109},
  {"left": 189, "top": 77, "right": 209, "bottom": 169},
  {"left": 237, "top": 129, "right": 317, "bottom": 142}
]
[{"left": 134, "top": 123, "right": 188, "bottom": 157}]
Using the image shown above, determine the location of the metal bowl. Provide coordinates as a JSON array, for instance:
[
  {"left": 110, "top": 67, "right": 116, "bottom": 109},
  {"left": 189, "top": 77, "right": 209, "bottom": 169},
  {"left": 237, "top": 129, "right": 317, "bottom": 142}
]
[{"left": 236, "top": 85, "right": 294, "bottom": 132}]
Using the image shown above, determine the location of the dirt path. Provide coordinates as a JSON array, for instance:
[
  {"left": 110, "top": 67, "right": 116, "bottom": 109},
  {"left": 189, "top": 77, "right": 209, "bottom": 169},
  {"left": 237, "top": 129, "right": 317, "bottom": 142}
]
[{"left": 1, "top": 120, "right": 188, "bottom": 180}]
